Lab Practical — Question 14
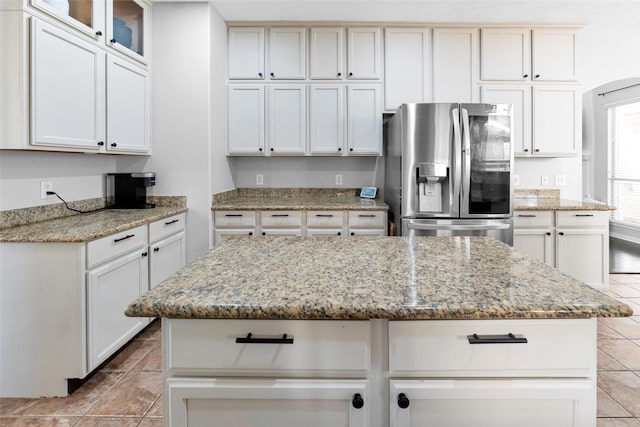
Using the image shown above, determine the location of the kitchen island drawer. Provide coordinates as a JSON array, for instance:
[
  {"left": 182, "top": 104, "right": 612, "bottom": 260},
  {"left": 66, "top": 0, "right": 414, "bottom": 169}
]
[
  {"left": 389, "top": 319, "right": 596, "bottom": 377},
  {"left": 513, "top": 211, "right": 553, "bottom": 228},
  {"left": 260, "top": 210, "right": 303, "bottom": 228},
  {"left": 87, "top": 225, "right": 148, "bottom": 268},
  {"left": 306, "top": 211, "right": 345, "bottom": 228},
  {"left": 556, "top": 211, "right": 608, "bottom": 228},
  {"left": 149, "top": 213, "right": 186, "bottom": 242},
  {"left": 165, "top": 319, "right": 370, "bottom": 376},
  {"left": 214, "top": 211, "right": 257, "bottom": 228}
]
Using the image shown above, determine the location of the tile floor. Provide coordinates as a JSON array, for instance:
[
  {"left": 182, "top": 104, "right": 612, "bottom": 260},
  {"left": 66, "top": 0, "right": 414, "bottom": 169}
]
[{"left": 1, "top": 275, "right": 639, "bottom": 426}]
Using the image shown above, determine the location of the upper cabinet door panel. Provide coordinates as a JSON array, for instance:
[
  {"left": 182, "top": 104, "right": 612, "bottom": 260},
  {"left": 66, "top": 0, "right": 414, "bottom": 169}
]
[
  {"left": 310, "top": 27, "right": 344, "bottom": 80},
  {"left": 31, "top": 19, "right": 104, "bottom": 151},
  {"left": 107, "top": 0, "right": 150, "bottom": 64},
  {"left": 227, "top": 85, "right": 265, "bottom": 155},
  {"left": 268, "top": 85, "right": 307, "bottom": 154},
  {"left": 480, "top": 85, "right": 531, "bottom": 156},
  {"left": 532, "top": 29, "right": 578, "bottom": 81},
  {"left": 347, "top": 27, "right": 381, "bottom": 80},
  {"left": 347, "top": 84, "right": 382, "bottom": 155},
  {"left": 309, "top": 85, "right": 344, "bottom": 155},
  {"left": 480, "top": 28, "right": 530, "bottom": 81},
  {"left": 268, "top": 27, "right": 306, "bottom": 80},
  {"left": 228, "top": 27, "right": 265, "bottom": 80},
  {"left": 384, "top": 28, "right": 430, "bottom": 111},
  {"left": 532, "top": 85, "right": 578, "bottom": 156},
  {"left": 433, "top": 28, "right": 478, "bottom": 103},
  {"left": 31, "top": 0, "right": 105, "bottom": 40}
]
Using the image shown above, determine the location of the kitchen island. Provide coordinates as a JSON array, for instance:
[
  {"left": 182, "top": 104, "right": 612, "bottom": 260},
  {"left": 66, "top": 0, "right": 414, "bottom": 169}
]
[{"left": 126, "top": 236, "right": 632, "bottom": 427}]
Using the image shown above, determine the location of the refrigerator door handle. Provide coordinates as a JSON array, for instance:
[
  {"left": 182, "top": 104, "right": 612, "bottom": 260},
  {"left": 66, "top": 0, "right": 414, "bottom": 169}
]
[
  {"left": 407, "top": 223, "right": 511, "bottom": 231},
  {"left": 460, "top": 107, "right": 471, "bottom": 216},
  {"left": 451, "top": 107, "right": 462, "bottom": 217}
]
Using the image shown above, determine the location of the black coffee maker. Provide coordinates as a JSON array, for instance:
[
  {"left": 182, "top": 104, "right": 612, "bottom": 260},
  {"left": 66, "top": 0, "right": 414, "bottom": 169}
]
[{"left": 106, "top": 173, "right": 156, "bottom": 209}]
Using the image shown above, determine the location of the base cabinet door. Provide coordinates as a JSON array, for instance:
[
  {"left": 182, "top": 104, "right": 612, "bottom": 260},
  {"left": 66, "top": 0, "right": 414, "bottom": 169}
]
[
  {"left": 166, "top": 378, "right": 368, "bottom": 427},
  {"left": 556, "top": 228, "right": 608, "bottom": 288},
  {"left": 86, "top": 248, "right": 149, "bottom": 371},
  {"left": 513, "top": 229, "right": 554, "bottom": 265},
  {"left": 149, "top": 231, "right": 186, "bottom": 288},
  {"left": 390, "top": 379, "right": 595, "bottom": 427}
]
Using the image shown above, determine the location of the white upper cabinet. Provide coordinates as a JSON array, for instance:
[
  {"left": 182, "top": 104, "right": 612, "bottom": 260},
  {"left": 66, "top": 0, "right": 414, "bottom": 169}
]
[
  {"left": 228, "top": 27, "right": 265, "bottom": 80},
  {"left": 532, "top": 85, "right": 579, "bottom": 156},
  {"left": 480, "top": 28, "right": 531, "bottom": 81},
  {"left": 268, "top": 27, "right": 306, "bottom": 80},
  {"left": 384, "top": 28, "right": 431, "bottom": 111},
  {"left": 347, "top": 84, "right": 382, "bottom": 155},
  {"left": 227, "top": 85, "right": 265, "bottom": 155},
  {"left": 480, "top": 85, "right": 531, "bottom": 156},
  {"left": 31, "top": 0, "right": 105, "bottom": 39},
  {"left": 31, "top": 19, "right": 105, "bottom": 152},
  {"left": 347, "top": 27, "right": 382, "bottom": 80},
  {"left": 532, "top": 29, "right": 578, "bottom": 81},
  {"left": 481, "top": 27, "right": 578, "bottom": 82},
  {"left": 310, "top": 27, "right": 345, "bottom": 80},
  {"left": 267, "top": 85, "right": 307, "bottom": 155},
  {"left": 432, "top": 28, "right": 478, "bottom": 103},
  {"left": 106, "top": 56, "right": 150, "bottom": 153},
  {"left": 309, "top": 85, "right": 345, "bottom": 155}
]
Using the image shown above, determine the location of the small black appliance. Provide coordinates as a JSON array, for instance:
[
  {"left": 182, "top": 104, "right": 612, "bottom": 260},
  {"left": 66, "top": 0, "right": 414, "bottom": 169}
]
[{"left": 106, "top": 172, "right": 156, "bottom": 209}]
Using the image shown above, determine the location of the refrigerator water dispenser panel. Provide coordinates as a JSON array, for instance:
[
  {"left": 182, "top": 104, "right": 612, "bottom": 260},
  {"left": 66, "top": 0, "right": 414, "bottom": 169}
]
[{"left": 418, "top": 163, "right": 447, "bottom": 213}]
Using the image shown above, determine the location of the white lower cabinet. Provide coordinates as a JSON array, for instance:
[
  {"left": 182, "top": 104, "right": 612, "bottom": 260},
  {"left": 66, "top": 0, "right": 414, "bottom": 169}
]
[
  {"left": 149, "top": 213, "right": 187, "bottom": 288},
  {"left": 166, "top": 378, "right": 369, "bottom": 427},
  {"left": 390, "top": 378, "right": 594, "bottom": 427}
]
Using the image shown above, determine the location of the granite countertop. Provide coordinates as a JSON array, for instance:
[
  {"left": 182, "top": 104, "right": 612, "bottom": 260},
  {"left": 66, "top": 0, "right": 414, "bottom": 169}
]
[
  {"left": 125, "top": 236, "right": 632, "bottom": 321},
  {"left": 514, "top": 198, "right": 615, "bottom": 211},
  {"left": 212, "top": 188, "right": 388, "bottom": 211},
  {"left": 0, "top": 206, "right": 187, "bottom": 243}
]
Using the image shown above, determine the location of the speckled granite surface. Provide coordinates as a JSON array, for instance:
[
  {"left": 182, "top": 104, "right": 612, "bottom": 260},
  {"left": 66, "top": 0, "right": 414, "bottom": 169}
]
[
  {"left": 513, "top": 189, "right": 614, "bottom": 211},
  {"left": 125, "top": 236, "right": 632, "bottom": 320},
  {"left": 212, "top": 188, "right": 388, "bottom": 211},
  {"left": 0, "top": 200, "right": 187, "bottom": 243}
]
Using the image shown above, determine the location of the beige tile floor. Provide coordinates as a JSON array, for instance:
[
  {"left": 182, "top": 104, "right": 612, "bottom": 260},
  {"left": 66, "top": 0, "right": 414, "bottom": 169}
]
[{"left": 1, "top": 274, "right": 639, "bottom": 426}]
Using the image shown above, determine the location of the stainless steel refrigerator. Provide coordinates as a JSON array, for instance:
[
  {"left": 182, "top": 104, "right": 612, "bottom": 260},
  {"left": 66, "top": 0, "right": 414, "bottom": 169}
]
[{"left": 384, "top": 103, "right": 514, "bottom": 244}]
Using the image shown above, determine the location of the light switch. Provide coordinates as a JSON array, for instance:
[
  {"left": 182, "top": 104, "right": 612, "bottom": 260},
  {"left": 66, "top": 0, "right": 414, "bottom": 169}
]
[{"left": 541, "top": 175, "right": 549, "bottom": 186}]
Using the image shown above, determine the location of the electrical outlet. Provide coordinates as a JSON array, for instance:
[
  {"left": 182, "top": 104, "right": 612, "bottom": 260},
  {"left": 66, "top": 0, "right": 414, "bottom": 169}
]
[
  {"left": 541, "top": 175, "right": 549, "bottom": 186},
  {"left": 335, "top": 174, "right": 343, "bottom": 186},
  {"left": 40, "top": 181, "right": 53, "bottom": 199},
  {"left": 256, "top": 174, "right": 264, "bottom": 186},
  {"left": 555, "top": 175, "right": 567, "bottom": 186},
  {"left": 513, "top": 175, "right": 520, "bottom": 186}
]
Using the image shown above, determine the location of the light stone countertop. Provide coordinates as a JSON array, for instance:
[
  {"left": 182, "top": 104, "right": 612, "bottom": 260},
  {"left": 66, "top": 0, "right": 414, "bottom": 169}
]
[
  {"left": 514, "top": 198, "right": 615, "bottom": 211},
  {"left": 0, "top": 206, "right": 188, "bottom": 243},
  {"left": 125, "top": 236, "right": 632, "bottom": 321}
]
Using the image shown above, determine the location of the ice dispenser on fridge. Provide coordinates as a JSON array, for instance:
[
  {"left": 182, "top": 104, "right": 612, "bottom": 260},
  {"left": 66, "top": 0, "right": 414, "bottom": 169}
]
[{"left": 418, "top": 162, "right": 447, "bottom": 213}]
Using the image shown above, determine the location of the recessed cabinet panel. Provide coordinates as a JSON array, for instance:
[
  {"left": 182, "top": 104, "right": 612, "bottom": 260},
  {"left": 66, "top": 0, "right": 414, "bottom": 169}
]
[
  {"left": 514, "top": 230, "right": 554, "bottom": 266},
  {"left": 310, "top": 27, "right": 344, "bottom": 80},
  {"left": 556, "top": 229, "right": 607, "bottom": 288},
  {"left": 31, "top": 19, "right": 104, "bottom": 151},
  {"left": 433, "top": 28, "right": 478, "bottom": 103},
  {"left": 269, "top": 27, "right": 306, "bottom": 80},
  {"left": 268, "top": 85, "right": 306, "bottom": 154},
  {"left": 309, "top": 85, "right": 344, "bottom": 154},
  {"left": 480, "top": 28, "right": 530, "bottom": 81},
  {"left": 384, "top": 28, "right": 430, "bottom": 110},
  {"left": 347, "top": 28, "right": 381, "bottom": 80},
  {"left": 532, "top": 29, "right": 577, "bottom": 81},
  {"left": 347, "top": 85, "right": 382, "bottom": 155},
  {"left": 106, "top": 57, "right": 149, "bottom": 153},
  {"left": 532, "top": 86, "right": 578, "bottom": 156},
  {"left": 228, "top": 27, "right": 265, "bottom": 79},
  {"left": 150, "top": 232, "right": 186, "bottom": 288},
  {"left": 480, "top": 85, "right": 530, "bottom": 155},
  {"left": 227, "top": 85, "right": 265, "bottom": 155}
]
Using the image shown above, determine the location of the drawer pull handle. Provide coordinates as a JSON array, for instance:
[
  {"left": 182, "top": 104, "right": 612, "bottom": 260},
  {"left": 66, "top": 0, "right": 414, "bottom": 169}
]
[
  {"left": 224, "top": 214, "right": 243, "bottom": 217},
  {"left": 352, "top": 393, "right": 364, "bottom": 409},
  {"left": 397, "top": 393, "right": 410, "bottom": 409},
  {"left": 271, "top": 214, "right": 289, "bottom": 217},
  {"left": 114, "top": 234, "right": 135, "bottom": 243},
  {"left": 468, "top": 333, "right": 528, "bottom": 344},
  {"left": 316, "top": 214, "right": 334, "bottom": 217},
  {"left": 165, "top": 219, "right": 179, "bottom": 225},
  {"left": 235, "top": 333, "right": 294, "bottom": 344},
  {"left": 358, "top": 214, "right": 376, "bottom": 218},
  {"left": 575, "top": 214, "right": 594, "bottom": 217},
  {"left": 517, "top": 214, "right": 537, "bottom": 218}
]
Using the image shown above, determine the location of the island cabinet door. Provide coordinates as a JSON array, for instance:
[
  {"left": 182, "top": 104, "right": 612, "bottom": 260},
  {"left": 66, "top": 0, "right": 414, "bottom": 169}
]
[
  {"left": 390, "top": 379, "right": 595, "bottom": 427},
  {"left": 166, "top": 378, "right": 369, "bottom": 427}
]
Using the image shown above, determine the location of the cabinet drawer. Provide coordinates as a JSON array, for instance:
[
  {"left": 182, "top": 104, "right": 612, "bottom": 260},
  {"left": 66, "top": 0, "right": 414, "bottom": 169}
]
[
  {"left": 556, "top": 210, "right": 608, "bottom": 228},
  {"left": 214, "top": 211, "right": 257, "bottom": 228},
  {"left": 87, "top": 225, "right": 148, "bottom": 268},
  {"left": 513, "top": 211, "right": 553, "bottom": 228},
  {"left": 260, "top": 210, "right": 303, "bottom": 228},
  {"left": 307, "top": 211, "right": 345, "bottom": 228},
  {"left": 166, "top": 319, "right": 370, "bottom": 376},
  {"left": 348, "top": 211, "right": 385, "bottom": 228},
  {"left": 149, "top": 213, "right": 186, "bottom": 243},
  {"left": 388, "top": 319, "right": 596, "bottom": 377}
]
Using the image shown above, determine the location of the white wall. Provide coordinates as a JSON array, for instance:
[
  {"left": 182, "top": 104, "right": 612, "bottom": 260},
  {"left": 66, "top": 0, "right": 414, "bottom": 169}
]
[{"left": 118, "top": 2, "right": 216, "bottom": 263}]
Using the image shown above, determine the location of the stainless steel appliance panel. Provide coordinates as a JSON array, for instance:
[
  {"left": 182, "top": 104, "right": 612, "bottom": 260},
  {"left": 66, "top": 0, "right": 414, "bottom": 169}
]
[{"left": 402, "top": 218, "right": 513, "bottom": 245}]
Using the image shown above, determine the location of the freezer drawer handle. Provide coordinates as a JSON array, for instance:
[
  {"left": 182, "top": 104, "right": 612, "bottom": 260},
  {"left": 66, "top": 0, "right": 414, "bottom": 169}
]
[
  {"left": 113, "top": 234, "right": 135, "bottom": 243},
  {"left": 235, "top": 333, "right": 294, "bottom": 344},
  {"left": 575, "top": 214, "right": 595, "bottom": 217},
  {"left": 408, "top": 223, "right": 510, "bottom": 231},
  {"left": 467, "top": 333, "right": 528, "bottom": 344},
  {"left": 164, "top": 219, "right": 180, "bottom": 225}
]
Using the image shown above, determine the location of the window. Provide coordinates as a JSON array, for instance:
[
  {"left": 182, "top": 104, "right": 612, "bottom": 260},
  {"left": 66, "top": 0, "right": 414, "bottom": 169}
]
[{"left": 608, "top": 101, "right": 640, "bottom": 226}]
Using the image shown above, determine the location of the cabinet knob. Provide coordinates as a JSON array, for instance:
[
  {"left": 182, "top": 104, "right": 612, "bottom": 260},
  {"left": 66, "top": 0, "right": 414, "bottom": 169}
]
[
  {"left": 248, "top": 232, "right": 253, "bottom": 236},
  {"left": 398, "top": 393, "right": 410, "bottom": 409},
  {"left": 110, "top": 38, "right": 116, "bottom": 43},
  {"left": 270, "top": 148, "right": 274, "bottom": 152},
  {"left": 258, "top": 72, "right": 263, "bottom": 77},
  {"left": 349, "top": 72, "right": 353, "bottom": 77},
  {"left": 534, "top": 148, "right": 540, "bottom": 152},
  {"left": 523, "top": 74, "right": 528, "bottom": 78},
  {"left": 349, "top": 148, "right": 354, "bottom": 152},
  {"left": 97, "top": 141, "right": 104, "bottom": 146},
  {"left": 535, "top": 74, "right": 540, "bottom": 78},
  {"left": 337, "top": 72, "right": 342, "bottom": 77},
  {"left": 337, "top": 232, "right": 341, "bottom": 236},
  {"left": 262, "top": 232, "right": 266, "bottom": 236},
  {"left": 352, "top": 393, "right": 364, "bottom": 409},
  {"left": 338, "top": 147, "right": 342, "bottom": 152},
  {"left": 111, "top": 142, "right": 117, "bottom": 147},
  {"left": 523, "top": 148, "right": 529, "bottom": 152},
  {"left": 95, "top": 30, "right": 103, "bottom": 36},
  {"left": 153, "top": 247, "right": 160, "bottom": 252},
  {"left": 259, "top": 147, "right": 263, "bottom": 152},
  {"left": 546, "top": 232, "right": 551, "bottom": 236},
  {"left": 559, "top": 232, "right": 565, "bottom": 236},
  {"left": 351, "top": 232, "right": 355, "bottom": 236},
  {"left": 141, "top": 252, "right": 148, "bottom": 257},
  {"left": 270, "top": 72, "right": 275, "bottom": 77}
]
